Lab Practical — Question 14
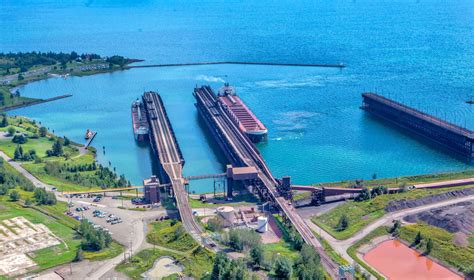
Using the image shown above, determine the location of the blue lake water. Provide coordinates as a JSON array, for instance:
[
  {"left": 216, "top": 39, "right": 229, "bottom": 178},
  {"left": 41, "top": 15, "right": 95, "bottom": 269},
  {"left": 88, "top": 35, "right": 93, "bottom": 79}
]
[{"left": 1, "top": 0, "right": 473, "bottom": 192}]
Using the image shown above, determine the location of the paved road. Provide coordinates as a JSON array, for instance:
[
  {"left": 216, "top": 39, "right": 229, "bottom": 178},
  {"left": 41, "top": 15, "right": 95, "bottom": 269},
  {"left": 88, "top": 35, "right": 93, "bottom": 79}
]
[
  {"left": 0, "top": 151, "right": 55, "bottom": 190},
  {"left": 304, "top": 195, "right": 474, "bottom": 265}
]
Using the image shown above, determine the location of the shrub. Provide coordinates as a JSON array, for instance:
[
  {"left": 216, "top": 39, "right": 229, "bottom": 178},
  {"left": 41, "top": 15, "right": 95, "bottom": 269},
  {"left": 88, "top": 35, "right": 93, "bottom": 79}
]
[
  {"left": 336, "top": 214, "right": 349, "bottom": 231},
  {"left": 12, "top": 134, "right": 27, "bottom": 144},
  {"left": 7, "top": 126, "right": 15, "bottom": 136},
  {"left": 9, "top": 190, "right": 20, "bottom": 201}
]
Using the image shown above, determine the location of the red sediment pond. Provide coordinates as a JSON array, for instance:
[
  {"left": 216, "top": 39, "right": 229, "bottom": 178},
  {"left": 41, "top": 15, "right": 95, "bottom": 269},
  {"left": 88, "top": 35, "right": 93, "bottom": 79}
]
[{"left": 363, "top": 239, "right": 462, "bottom": 280}]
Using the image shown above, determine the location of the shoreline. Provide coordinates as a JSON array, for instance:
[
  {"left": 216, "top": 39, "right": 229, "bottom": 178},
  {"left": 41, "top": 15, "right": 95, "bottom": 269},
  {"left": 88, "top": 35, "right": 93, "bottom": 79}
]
[{"left": 0, "top": 94, "right": 72, "bottom": 112}]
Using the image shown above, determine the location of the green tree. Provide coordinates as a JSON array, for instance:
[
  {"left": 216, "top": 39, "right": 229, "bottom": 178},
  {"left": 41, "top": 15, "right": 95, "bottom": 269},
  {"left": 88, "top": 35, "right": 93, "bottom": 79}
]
[
  {"left": 250, "top": 244, "right": 264, "bottom": 267},
  {"left": 426, "top": 238, "right": 433, "bottom": 254},
  {"left": 63, "top": 136, "right": 70, "bottom": 146},
  {"left": 39, "top": 126, "right": 48, "bottom": 137},
  {"left": 9, "top": 190, "right": 20, "bottom": 201},
  {"left": 227, "top": 228, "right": 261, "bottom": 252},
  {"left": 24, "top": 198, "right": 33, "bottom": 206},
  {"left": 295, "top": 244, "right": 324, "bottom": 280},
  {"left": 207, "top": 216, "right": 224, "bottom": 232},
  {"left": 33, "top": 188, "right": 56, "bottom": 205},
  {"left": 274, "top": 256, "right": 292, "bottom": 279},
  {"left": 12, "top": 134, "right": 27, "bottom": 144},
  {"left": 14, "top": 145, "right": 23, "bottom": 160},
  {"left": 18, "top": 73, "right": 24, "bottom": 81},
  {"left": 0, "top": 185, "right": 8, "bottom": 196},
  {"left": 336, "top": 214, "right": 349, "bottom": 231},
  {"left": 414, "top": 231, "right": 423, "bottom": 245},
  {"left": 7, "top": 126, "right": 15, "bottom": 136},
  {"left": 47, "top": 140, "right": 63, "bottom": 157},
  {"left": 0, "top": 115, "right": 8, "bottom": 127},
  {"left": 391, "top": 220, "right": 401, "bottom": 236},
  {"left": 211, "top": 252, "right": 228, "bottom": 280}
]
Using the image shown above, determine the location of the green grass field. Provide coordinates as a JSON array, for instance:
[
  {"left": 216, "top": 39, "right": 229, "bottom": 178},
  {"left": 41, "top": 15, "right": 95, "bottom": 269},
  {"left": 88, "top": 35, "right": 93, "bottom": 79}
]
[
  {"left": 117, "top": 219, "right": 214, "bottom": 280},
  {"left": 116, "top": 247, "right": 214, "bottom": 280},
  {"left": 146, "top": 220, "right": 198, "bottom": 251},
  {"left": 312, "top": 185, "right": 474, "bottom": 240},
  {"left": 0, "top": 117, "right": 129, "bottom": 192},
  {"left": 398, "top": 223, "right": 474, "bottom": 274},
  {"left": 0, "top": 86, "right": 39, "bottom": 111},
  {"left": 262, "top": 241, "right": 299, "bottom": 261}
]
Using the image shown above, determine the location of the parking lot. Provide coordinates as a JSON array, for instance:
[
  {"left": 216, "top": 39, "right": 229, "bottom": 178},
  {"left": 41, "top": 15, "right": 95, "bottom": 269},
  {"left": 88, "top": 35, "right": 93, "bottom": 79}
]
[{"left": 64, "top": 195, "right": 177, "bottom": 248}]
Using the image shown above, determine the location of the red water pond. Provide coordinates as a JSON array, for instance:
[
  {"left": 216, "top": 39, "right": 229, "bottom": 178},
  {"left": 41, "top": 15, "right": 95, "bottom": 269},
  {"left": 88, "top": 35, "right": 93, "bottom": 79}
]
[{"left": 363, "top": 239, "right": 463, "bottom": 280}]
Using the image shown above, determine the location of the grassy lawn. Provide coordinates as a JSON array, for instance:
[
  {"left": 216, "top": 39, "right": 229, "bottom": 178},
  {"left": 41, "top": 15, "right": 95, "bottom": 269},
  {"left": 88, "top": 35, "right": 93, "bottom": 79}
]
[
  {"left": 0, "top": 137, "right": 56, "bottom": 158},
  {"left": 312, "top": 230, "right": 349, "bottom": 266},
  {"left": 116, "top": 247, "right": 214, "bottom": 280},
  {"left": 0, "top": 117, "right": 130, "bottom": 192},
  {"left": 83, "top": 241, "right": 123, "bottom": 261},
  {"left": 0, "top": 86, "right": 39, "bottom": 111},
  {"left": 22, "top": 163, "right": 93, "bottom": 192},
  {"left": 346, "top": 227, "right": 389, "bottom": 280},
  {"left": 312, "top": 185, "right": 474, "bottom": 240},
  {"left": 262, "top": 241, "right": 299, "bottom": 261},
  {"left": 398, "top": 223, "right": 474, "bottom": 274},
  {"left": 118, "top": 219, "right": 214, "bottom": 279},
  {"left": 146, "top": 220, "right": 198, "bottom": 251}
]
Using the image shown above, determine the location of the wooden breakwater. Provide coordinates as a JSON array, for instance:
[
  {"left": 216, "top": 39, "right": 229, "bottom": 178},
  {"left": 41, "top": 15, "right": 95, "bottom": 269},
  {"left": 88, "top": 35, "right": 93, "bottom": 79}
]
[
  {"left": 0, "top": 94, "right": 73, "bottom": 112},
  {"left": 126, "top": 61, "right": 346, "bottom": 69}
]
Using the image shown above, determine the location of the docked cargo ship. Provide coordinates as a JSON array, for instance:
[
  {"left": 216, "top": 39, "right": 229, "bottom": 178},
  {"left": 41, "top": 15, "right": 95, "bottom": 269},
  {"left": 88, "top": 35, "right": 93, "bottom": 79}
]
[
  {"left": 131, "top": 98, "right": 149, "bottom": 142},
  {"left": 218, "top": 83, "right": 268, "bottom": 142}
]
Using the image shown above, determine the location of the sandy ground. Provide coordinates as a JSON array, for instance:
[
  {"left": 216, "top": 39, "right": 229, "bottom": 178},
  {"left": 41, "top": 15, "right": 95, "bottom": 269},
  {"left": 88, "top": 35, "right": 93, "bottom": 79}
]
[{"left": 142, "top": 257, "right": 182, "bottom": 279}]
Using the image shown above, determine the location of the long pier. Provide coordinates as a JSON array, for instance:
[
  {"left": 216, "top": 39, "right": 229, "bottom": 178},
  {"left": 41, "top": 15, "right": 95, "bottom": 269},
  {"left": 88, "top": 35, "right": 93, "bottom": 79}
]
[
  {"left": 127, "top": 61, "right": 345, "bottom": 69},
  {"left": 362, "top": 93, "right": 474, "bottom": 160},
  {"left": 194, "top": 86, "right": 340, "bottom": 278},
  {"left": 142, "top": 92, "right": 209, "bottom": 247}
]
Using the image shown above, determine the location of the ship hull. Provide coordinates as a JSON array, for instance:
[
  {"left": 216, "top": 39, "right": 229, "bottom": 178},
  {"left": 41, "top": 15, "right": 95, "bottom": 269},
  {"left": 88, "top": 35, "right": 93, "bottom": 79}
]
[{"left": 131, "top": 100, "right": 150, "bottom": 143}]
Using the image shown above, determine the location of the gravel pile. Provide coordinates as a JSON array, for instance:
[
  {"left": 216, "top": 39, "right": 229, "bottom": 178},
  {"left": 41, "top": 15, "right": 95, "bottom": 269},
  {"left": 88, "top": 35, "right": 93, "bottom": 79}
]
[
  {"left": 385, "top": 187, "right": 474, "bottom": 212},
  {"left": 404, "top": 201, "right": 473, "bottom": 234}
]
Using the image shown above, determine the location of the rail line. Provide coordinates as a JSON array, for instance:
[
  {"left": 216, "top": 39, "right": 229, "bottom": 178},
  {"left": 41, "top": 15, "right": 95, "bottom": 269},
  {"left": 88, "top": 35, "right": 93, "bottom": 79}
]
[
  {"left": 194, "top": 86, "right": 340, "bottom": 278},
  {"left": 143, "top": 92, "right": 212, "bottom": 248}
]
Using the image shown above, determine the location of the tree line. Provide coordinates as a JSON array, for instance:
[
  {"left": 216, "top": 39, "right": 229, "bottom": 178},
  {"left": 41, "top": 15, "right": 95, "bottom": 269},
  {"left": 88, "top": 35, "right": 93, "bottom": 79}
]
[
  {"left": 210, "top": 226, "right": 325, "bottom": 280},
  {"left": 0, "top": 51, "right": 102, "bottom": 73}
]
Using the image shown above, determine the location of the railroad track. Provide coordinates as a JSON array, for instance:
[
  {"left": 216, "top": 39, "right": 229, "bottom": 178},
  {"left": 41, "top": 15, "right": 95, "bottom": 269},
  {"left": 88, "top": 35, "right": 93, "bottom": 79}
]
[
  {"left": 194, "top": 86, "right": 340, "bottom": 278},
  {"left": 144, "top": 92, "right": 216, "bottom": 250}
]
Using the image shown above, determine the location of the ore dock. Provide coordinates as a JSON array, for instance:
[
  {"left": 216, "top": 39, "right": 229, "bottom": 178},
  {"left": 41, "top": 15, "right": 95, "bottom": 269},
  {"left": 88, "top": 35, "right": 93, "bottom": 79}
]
[{"left": 362, "top": 92, "right": 474, "bottom": 160}]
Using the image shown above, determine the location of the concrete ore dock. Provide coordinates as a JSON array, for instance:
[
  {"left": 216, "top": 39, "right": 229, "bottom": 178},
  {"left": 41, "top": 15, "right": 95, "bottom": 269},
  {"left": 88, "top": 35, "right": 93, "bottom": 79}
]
[{"left": 362, "top": 92, "right": 474, "bottom": 160}]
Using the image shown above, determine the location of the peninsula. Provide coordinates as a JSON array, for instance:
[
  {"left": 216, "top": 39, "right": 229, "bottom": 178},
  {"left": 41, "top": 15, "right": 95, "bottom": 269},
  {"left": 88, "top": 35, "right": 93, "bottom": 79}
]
[{"left": 0, "top": 51, "right": 139, "bottom": 111}]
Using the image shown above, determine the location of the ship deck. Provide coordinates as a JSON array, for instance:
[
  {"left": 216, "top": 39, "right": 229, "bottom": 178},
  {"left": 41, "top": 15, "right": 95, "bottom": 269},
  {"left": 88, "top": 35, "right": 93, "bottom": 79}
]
[{"left": 218, "top": 94, "right": 267, "bottom": 134}]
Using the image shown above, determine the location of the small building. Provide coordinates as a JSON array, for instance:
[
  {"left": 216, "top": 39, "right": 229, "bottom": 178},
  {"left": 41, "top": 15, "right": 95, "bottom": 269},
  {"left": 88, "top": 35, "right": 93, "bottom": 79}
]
[
  {"left": 226, "top": 165, "right": 259, "bottom": 197},
  {"left": 144, "top": 175, "right": 160, "bottom": 204}
]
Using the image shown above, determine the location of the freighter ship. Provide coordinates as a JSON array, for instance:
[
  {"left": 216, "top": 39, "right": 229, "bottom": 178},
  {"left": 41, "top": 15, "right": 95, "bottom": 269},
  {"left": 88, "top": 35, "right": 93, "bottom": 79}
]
[
  {"left": 218, "top": 83, "right": 268, "bottom": 142},
  {"left": 131, "top": 98, "right": 149, "bottom": 142}
]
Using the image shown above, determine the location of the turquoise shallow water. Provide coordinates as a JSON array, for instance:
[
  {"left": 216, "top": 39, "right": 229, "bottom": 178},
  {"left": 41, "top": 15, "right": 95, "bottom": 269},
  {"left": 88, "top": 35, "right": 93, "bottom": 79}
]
[{"left": 1, "top": 0, "right": 473, "bottom": 192}]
